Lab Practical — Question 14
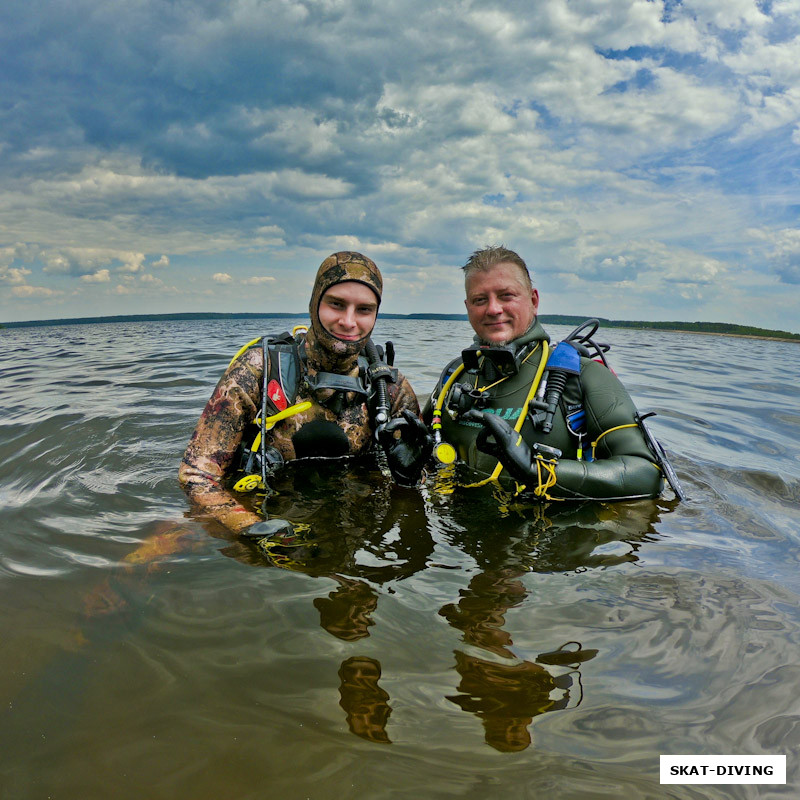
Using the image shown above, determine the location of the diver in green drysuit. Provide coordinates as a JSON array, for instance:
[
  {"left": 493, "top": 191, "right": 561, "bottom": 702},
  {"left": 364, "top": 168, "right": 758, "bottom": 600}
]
[{"left": 423, "top": 246, "right": 665, "bottom": 502}]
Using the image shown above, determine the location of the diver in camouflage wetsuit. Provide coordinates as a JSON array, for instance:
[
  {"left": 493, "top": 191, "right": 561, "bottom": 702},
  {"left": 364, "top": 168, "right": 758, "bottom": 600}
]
[
  {"left": 424, "top": 246, "right": 665, "bottom": 502},
  {"left": 179, "top": 252, "right": 431, "bottom": 536}
]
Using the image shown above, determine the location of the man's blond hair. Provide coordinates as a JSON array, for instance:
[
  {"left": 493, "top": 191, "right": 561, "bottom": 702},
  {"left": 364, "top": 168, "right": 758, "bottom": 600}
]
[{"left": 462, "top": 246, "right": 532, "bottom": 290}]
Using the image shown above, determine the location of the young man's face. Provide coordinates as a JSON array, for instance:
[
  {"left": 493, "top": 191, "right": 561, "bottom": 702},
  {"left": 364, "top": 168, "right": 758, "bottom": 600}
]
[
  {"left": 464, "top": 262, "right": 539, "bottom": 344},
  {"left": 318, "top": 281, "right": 379, "bottom": 342}
]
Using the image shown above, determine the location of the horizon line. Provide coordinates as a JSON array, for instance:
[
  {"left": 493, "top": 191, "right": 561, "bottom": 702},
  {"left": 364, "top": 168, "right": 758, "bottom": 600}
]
[{"left": 2, "top": 310, "right": 799, "bottom": 339}]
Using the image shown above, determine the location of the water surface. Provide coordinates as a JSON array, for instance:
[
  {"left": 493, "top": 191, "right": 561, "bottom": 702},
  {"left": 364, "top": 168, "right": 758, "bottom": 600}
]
[{"left": 1, "top": 319, "right": 798, "bottom": 799}]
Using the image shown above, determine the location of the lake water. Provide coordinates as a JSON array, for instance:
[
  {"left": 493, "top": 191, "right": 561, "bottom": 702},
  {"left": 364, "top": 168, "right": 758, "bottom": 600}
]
[{"left": 1, "top": 318, "right": 799, "bottom": 799}]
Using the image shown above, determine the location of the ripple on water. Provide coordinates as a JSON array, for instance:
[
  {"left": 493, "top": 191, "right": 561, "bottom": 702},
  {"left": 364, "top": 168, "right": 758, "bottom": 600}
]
[
  {"left": 2, "top": 321, "right": 800, "bottom": 797},
  {"left": 1, "top": 558, "right": 70, "bottom": 578}
]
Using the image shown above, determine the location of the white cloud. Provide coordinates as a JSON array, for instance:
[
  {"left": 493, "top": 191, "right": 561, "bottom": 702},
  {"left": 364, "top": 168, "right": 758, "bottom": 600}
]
[
  {"left": 151, "top": 255, "right": 169, "bottom": 268},
  {"left": 0, "top": 266, "right": 32, "bottom": 285},
  {"left": 11, "top": 284, "right": 61, "bottom": 298},
  {"left": 213, "top": 272, "right": 232, "bottom": 283},
  {"left": 748, "top": 226, "right": 800, "bottom": 283},
  {"left": 245, "top": 106, "right": 342, "bottom": 161},
  {"left": 680, "top": 0, "right": 770, "bottom": 32},
  {"left": 242, "top": 276, "right": 276, "bottom": 285},
  {"left": 40, "top": 247, "right": 146, "bottom": 277},
  {"left": 80, "top": 269, "right": 111, "bottom": 282},
  {"left": 572, "top": 236, "right": 728, "bottom": 295}
]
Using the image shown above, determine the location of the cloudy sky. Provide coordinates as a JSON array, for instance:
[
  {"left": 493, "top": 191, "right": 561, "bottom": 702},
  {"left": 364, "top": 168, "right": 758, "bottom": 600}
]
[{"left": 2, "top": 0, "right": 800, "bottom": 330}]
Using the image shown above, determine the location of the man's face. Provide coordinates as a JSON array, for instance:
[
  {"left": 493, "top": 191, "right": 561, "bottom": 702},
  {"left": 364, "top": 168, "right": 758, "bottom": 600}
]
[
  {"left": 464, "top": 262, "right": 539, "bottom": 344},
  {"left": 318, "top": 280, "right": 379, "bottom": 342}
]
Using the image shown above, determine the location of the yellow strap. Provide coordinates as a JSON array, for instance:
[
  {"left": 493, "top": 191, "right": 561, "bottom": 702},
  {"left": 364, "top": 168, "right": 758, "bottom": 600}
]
[
  {"left": 250, "top": 401, "right": 314, "bottom": 452},
  {"left": 511, "top": 456, "right": 560, "bottom": 500},
  {"left": 532, "top": 457, "right": 559, "bottom": 499},
  {"left": 229, "top": 325, "right": 308, "bottom": 369},
  {"left": 228, "top": 336, "right": 262, "bottom": 368},
  {"left": 261, "top": 401, "right": 313, "bottom": 430}
]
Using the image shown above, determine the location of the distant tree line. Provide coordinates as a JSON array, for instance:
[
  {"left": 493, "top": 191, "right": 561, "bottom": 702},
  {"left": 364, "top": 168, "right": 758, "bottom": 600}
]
[
  {"left": 2, "top": 312, "right": 799, "bottom": 341},
  {"left": 536, "top": 315, "right": 800, "bottom": 341},
  {"left": 596, "top": 318, "right": 800, "bottom": 341}
]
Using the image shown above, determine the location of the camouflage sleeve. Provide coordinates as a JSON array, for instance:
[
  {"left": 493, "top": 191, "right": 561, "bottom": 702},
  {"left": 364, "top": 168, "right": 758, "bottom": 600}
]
[
  {"left": 388, "top": 371, "right": 422, "bottom": 418},
  {"left": 178, "top": 347, "right": 265, "bottom": 532}
]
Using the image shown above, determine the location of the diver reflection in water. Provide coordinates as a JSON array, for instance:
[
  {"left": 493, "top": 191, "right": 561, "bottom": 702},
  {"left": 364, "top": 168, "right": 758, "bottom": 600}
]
[
  {"left": 236, "top": 460, "right": 431, "bottom": 744},
  {"left": 436, "top": 483, "right": 668, "bottom": 573},
  {"left": 314, "top": 576, "right": 378, "bottom": 641},
  {"left": 440, "top": 569, "right": 595, "bottom": 752},
  {"left": 86, "top": 458, "right": 429, "bottom": 746},
  {"left": 435, "top": 494, "right": 665, "bottom": 750},
  {"left": 447, "top": 652, "right": 571, "bottom": 752},
  {"left": 236, "top": 458, "right": 435, "bottom": 575},
  {"left": 338, "top": 656, "right": 392, "bottom": 744}
]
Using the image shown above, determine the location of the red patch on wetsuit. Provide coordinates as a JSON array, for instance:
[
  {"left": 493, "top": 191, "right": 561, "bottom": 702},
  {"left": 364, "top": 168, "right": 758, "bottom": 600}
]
[
  {"left": 267, "top": 379, "right": 288, "bottom": 411},
  {"left": 594, "top": 358, "right": 617, "bottom": 375}
]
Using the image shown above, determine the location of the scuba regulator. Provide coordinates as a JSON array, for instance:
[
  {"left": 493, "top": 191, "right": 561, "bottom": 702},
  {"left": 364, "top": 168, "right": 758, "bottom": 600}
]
[
  {"left": 432, "top": 341, "right": 535, "bottom": 466},
  {"left": 444, "top": 342, "right": 525, "bottom": 417}
]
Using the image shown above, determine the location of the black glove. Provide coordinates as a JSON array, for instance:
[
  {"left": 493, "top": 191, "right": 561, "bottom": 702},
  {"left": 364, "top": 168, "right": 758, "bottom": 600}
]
[
  {"left": 378, "top": 410, "right": 434, "bottom": 487},
  {"left": 464, "top": 410, "right": 541, "bottom": 485},
  {"left": 240, "top": 518, "right": 295, "bottom": 539},
  {"left": 243, "top": 520, "right": 320, "bottom": 567}
]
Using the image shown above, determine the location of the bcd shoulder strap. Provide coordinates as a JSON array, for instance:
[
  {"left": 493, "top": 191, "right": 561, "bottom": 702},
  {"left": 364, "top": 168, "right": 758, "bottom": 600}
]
[{"left": 261, "top": 331, "right": 303, "bottom": 416}]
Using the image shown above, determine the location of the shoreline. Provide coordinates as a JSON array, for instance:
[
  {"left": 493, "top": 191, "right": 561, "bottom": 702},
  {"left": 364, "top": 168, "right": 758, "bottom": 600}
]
[
  {"left": 638, "top": 328, "right": 800, "bottom": 343},
  {"left": 2, "top": 313, "right": 798, "bottom": 343}
]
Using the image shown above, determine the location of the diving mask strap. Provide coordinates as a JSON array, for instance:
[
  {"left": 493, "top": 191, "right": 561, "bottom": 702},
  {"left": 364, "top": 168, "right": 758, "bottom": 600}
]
[{"left": 305, "top": 372, "right": 369, "bottom": 396}]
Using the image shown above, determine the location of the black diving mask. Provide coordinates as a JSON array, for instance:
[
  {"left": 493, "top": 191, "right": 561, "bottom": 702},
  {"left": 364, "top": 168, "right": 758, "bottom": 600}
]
[{"left": 460, "top": 343, "right": 519, "bottom": 377}]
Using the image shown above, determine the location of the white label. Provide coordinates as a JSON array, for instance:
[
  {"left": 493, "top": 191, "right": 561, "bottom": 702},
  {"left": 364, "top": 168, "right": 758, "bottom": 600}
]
[{"left": 660, "top": 755, "right": 786, "bottom": 784}]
